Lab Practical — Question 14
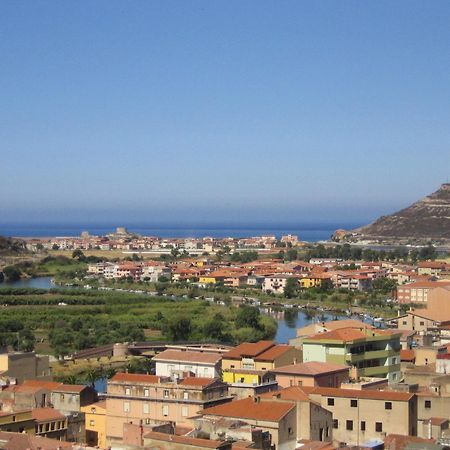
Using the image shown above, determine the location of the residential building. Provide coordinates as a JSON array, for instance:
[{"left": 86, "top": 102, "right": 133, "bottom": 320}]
[
  {"left": 153, "top": 349, "right": 222, "bottom": 378},
  {"left": 105, "top": 373, "right": 231, "bottom": 445},
  {"left": 81, "top": 400, "right": 107, "bottom": 449},
  {"left": 302, "top": 328, "right": 402, "bottom": 382},
  {"left": 200, "top": 397, "right": 298, "bottom": 450},
  {"left": 222, "top": 341, "right": 302, "bottom": 373},
  {"left": 261, "top": 387, "right": 333, "bottom": 442},
  {"left": 0, "top": 352, "right": 51, "bottom": 383},
  {"left": 305, "top": 386, "right": 418, "bottom": 446},
  {"left": 396, "top": 281, "right": 450, "bottom": 305},
  {"left": 271, "top": 362, "right": 350, "bottom": 388}
]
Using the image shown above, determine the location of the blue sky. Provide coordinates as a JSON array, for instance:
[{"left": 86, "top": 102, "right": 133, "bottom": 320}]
[{"left": 1, "top": 1, "right": 450, "bottom": 225}]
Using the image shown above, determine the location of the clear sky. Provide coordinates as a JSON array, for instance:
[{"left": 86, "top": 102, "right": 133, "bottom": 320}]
[{"left": 1, "top": 1, "right": 450, "bottom": 225}]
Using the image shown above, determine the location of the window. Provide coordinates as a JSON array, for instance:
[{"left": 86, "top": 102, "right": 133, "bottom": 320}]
[
  {"left": 89, "top": 420, "right": 95, "bottom": 426},
  {"left": 60, "top": 394, "right": 65, "bottom": 401},
  {"left": 163, "top": 389, "right": 169, "bottom": 398},
  {"left": 288, "top": 427, "right": 293, "bottom": 435},
  {"left": 143, "top": 403, "right": 149, "bottom": 414},
  {"left": 182, "top": 406, "right": 188, "bottom": 417},
  {"left": 144, "top": 389, "right": 149, "bottom": 397},
  {"left": 420, "top": 321, "right": 425, "bottom": 326},
  {"left": 361, "top": 421, "right": 366, "bottom": 431},
  {"left": 162, "top": 405, "right": 169, "bottom": 417},
  {"left": 376, "top": 422, "right": 383, "bottom": 432},
  {"left": 327, "top": 398, "right": 335, "bottom": 406},
  {"left": 350, "top": 399, "right": 358, "bottom": 407},
  {"left": 346, "top": 420, "right": 353, "bottom": 431},
  {"left": 183, "top": 391, "right": 189, "bottom": 400},
  {"left": 425, "top": 400, "right": 431, "bottom": 408},
  {"left": 385, "top": 402, "right": 392, "bottom": 410},
  {"left": 125, "top": 387, "right": 131, "bottom": 396},
  {"left": 145, "top": 418, "right": 151, "bottom": 425},
  {"left": 123, "top": 401, "right": 130, "bottom": 413},
  {"left": 230, "top": 365, "right": 235, "bottom": 369},
  {"left": 333, "top": 419, "right": 338, "bottom": 429},
  {"left": 402, "top": 321, "right": 407, "bottom": 325}
]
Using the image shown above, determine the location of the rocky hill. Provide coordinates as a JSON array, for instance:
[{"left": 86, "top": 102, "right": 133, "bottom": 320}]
[{"left": 350, "top": 183, "right": 450, "bottom": 244}]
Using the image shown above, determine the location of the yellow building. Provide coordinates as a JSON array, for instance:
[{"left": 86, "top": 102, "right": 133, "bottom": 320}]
[
  {"left": 81, "top": 400, "right": 107, "bottom": 449},
  {"left": 299, "top": 277, "right": 323, "bottom": 289},
  {"left": 222, "top": 340, "right": 302, "bottom": 386},
  {"left": 0, "top": 410, "right": 35, "bottom": 434},
  {"left": 199, "top": 275, "right": 216, "bottom": 284}
]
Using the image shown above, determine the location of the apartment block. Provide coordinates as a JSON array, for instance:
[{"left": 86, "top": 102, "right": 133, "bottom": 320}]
[
  {"left": 302, "top": 328, "right": 402, "bottom": 382},
  {"left": 105, "top": 373, "right": 231, "bottom": 445}
]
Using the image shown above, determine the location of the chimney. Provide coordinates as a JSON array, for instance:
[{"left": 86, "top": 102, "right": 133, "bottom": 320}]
[{"left": 253, "top": 396, "right": 260, "bottom": 403}]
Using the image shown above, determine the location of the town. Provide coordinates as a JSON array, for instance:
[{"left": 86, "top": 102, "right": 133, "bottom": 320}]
[{"left": 1, "top": 230, "right": 450, "bottom": 450}]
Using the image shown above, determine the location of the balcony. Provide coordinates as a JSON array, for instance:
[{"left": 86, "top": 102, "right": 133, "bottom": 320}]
[
  {"left": 346, "top": 349, "right": 398, "bottom": 363},
  {"left": 359, "top": 363, "right": 401, "bottom": 377}
]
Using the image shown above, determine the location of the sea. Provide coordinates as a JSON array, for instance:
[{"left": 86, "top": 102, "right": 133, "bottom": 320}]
[{"left": 0, "top": 222, "right": 362, "bottom": 241}]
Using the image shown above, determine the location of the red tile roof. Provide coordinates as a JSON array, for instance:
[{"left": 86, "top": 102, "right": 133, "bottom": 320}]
[
  {"left": 31, "top": 408, "right": 66, "bottom": 422},
  {"left": 144, "top": 431, "right": 229, "bottom": 449},
  {"left": 178, "top": 377, "right": 218, "bottom": 388},
  {"left": 202, "top": 397, "right": 295, "bottom": 422},
  {"left": 256, "top": 344, "right": 294, "bottom": 362},
  {"left": 153, "top": 349, "right": 221, "bottom": 364},
  {"left": 384, "top": 434, "right": 436, "bottom": 450},
  {"left": 311, "top": 387, "right": 414, "bottom": 401},
  {"left": 224, "top": 341, "right": 275, "bottom": 359},
  {"left": 110, "top": 372, "right": 161, "bottom": 384}
]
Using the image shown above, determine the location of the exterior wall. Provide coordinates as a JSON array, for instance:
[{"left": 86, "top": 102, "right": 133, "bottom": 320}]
[
  {"left": 106, "top": 380, "right": 230, "bottom": 445},
  {"left": 311, "top": 394, "right": 417, "bottom": 445},
  {"left": 415, "top": 347, "right": 446, "bottom": 366},
  {"left": 81, "top": 402, "right": 107, "bottom": 449},
  {"left": 275, "top": 370, "right": 349, "bottom": 389},
  {"left": 0, "top": 353, "right": 51, "bottom": 383},
  {"left": 395, "top": 314, "right": 438, "bottom": 332},
  {"left": 303, "top": 344, "right": 328, "bottom": 364},
  {"left": 0, "top": 410, "right": 35, "bottom": 433},
  {"left": 417, "top": 394, "right": 450, "bottom": 422},
  {"left": 155, "top": 361, "right": 219, "bottom": 378}
]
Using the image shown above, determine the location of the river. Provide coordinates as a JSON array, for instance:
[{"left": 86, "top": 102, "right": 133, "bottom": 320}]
[{"left": 1, "top": 276, "right": 378, "bottom": 345}]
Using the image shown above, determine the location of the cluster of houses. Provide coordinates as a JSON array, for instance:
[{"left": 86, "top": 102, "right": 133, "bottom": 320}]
[
  {"left": 24, "top": 228, "right": 302, "bottom": 255},
  {"left": 3, "top": 291, "right": 450, "bottom": 450},
  {"left": 86, "top": 256, "right": 450, "bottom": 295}
]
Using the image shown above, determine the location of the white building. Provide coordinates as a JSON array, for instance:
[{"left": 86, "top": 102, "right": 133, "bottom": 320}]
[{"left": 152, "top": 349, "right": 222, "bottom": 378}]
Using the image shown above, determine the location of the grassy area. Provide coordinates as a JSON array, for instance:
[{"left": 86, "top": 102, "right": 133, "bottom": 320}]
[{"left": 0, "top": 288, "right": 276, "bottom": 358}]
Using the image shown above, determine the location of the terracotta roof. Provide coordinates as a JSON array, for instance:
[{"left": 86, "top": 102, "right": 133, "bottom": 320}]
[
  {"left": 202, "top": 397, "right": 295, "bottom": 422},
  {"left": 272, "top": 361, "right": 349, "bottom": 376},
  {"left": 296, "top": 319, "right": 374, "bottom": 337},
  {"left": 0, "top": 432, "right": 72, "bottom": 450},
  {"left": 384, "top": 434, "right": 436, "bottom": 450},
  {"left": 110, "top": 372, "right": 161, "bottom": 384},
  {"left": 296, "top": 440, "right": 336, "bottom": 450},
  {"left": 20, "top": 380, "right": 63, "bottom": 390},
  {"left": 153, "top": 349, "right": 222, "bottom": 364},
  {"left": 260, "top": 386, "right": 311, "bottom": 402},
  {"left": 424, "top": 417, "right": 449, "bottom": 426},
  {"left": 31, "top": 407, "right": 66, "bottom": 422},
  {"left": 52, "top": 384, "right": 87, "bottom": 393},
  {"left": 178, "top": 377, "right": 218, "bottom": 387},
  {"left": 305, "top": 327, "right": 400, "bottom": 343},
  {"left": 225, "top": 341, "right": 275, "bottom": 359},
  {"left": 400, "top": 349, "right": 416, "bottom": 362},
  {"left": 144, "top": 431, "right": 229, "bottom": 449},
  {"left": 256, "top": 344, "right": 294, "bottom": 362}
]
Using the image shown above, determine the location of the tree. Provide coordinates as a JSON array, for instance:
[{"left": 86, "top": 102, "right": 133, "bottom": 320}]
[
  {"left": 72, "top": 249, "right": 85, "bottom": 260},
  {"left": 284, "top": 277, "right": 299, "bottom": 298},
  {"left": 52, "top": 244, "right": 60, "bottom": 250},
  {"left": 2, "top": 266, "right": 21, "bottom": 281},
  {"left": 236, "top": 306, "right": 261, "bottom": 330},
  {"left": 372, "top": 277, "right": 398, "bottom": 294},
  {"left": 286, "top": 249, "right": 298, "bottom": 262},
  {"left": 165, "top": 316, "right": 192, "bottom": 341},
  {"left": 203, "top": 313, "right": 226, "bottom": 341}
]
